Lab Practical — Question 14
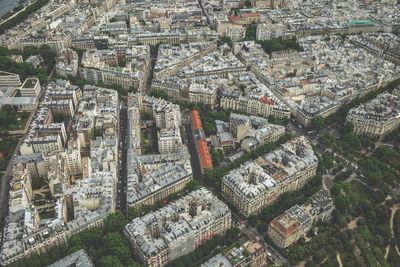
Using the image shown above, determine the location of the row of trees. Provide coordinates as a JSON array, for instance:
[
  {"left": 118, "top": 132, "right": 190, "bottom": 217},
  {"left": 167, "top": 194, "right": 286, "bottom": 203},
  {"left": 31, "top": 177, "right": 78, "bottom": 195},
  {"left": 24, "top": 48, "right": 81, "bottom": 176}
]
[
  {"left": 0, "top": 136, "right": 16, "bottom": 172},
  {"left": 0, "top": 0, "right": 49, "bottom": 34}
]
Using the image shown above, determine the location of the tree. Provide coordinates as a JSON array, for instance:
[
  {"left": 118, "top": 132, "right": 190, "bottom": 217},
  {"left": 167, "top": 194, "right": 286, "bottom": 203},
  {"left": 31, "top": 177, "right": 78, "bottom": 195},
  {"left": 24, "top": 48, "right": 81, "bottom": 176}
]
[
  {"left": 99, "top": 256, "right": 124, "bottom": 267},
  {"left": 103, "top": 232, "right": 131, "bottom": 263},
  {"left": 217, "top": 36, "right": 233, "bottom": 47},
  {"left": 104, "top": 211, "right": 128, "bottom": 233},
  {"left": 244, "top": 24, "right": 257, "bottom": 41},
  {"left": 311, "top": 116, "right": 325, "bottom": 130},
  {"left": 53, "top": 113, "right": 68, "bottom": 124},
  {"left": 341, "top": 121, "right": 354, "bottom": 135},
  {"left": 0, "top": 0, "right": 50, "bottom": 34}
]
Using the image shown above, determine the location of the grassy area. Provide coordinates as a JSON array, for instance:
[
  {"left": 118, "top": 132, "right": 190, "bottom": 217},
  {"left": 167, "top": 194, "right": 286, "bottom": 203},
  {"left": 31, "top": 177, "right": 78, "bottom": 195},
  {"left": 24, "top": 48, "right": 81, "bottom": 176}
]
[
  {"left": 39, "top": 210, "right": 55, "bottom": 220},
  {"left": 0, "top": 105, "right": 31, "bottom": 132},
  {"left": 141, "top": 129, "right": 157, "bottom": 154},
  {"left": 340, "top": 180, "right": 372, "bottom": 204},
  {"left": 7, "top": 111, "right": 30, "bottom": 131}
]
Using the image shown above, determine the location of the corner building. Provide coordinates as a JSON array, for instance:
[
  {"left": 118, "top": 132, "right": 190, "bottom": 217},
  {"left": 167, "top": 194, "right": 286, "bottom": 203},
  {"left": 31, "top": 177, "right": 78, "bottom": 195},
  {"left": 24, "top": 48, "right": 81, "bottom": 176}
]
[
  {"left": 124, "top": 188, "right": 231, "bottom": 267},
  {"left": 221, "top": 136, "right": 317, "bottom": 217}
]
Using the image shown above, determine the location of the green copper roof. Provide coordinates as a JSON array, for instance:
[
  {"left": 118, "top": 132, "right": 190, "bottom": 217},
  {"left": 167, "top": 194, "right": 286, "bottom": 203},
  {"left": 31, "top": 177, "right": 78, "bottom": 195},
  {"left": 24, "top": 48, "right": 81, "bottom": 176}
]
[{"left": 348, "top": 20, "right": 376, "bottom": 26}]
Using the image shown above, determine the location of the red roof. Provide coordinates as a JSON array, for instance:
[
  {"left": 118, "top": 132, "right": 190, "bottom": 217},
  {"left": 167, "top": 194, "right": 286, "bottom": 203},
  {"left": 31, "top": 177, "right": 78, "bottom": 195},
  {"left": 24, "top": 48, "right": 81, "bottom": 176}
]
[
  {"left": 191, "top": 110, "right": 203, "bottom": 131},
  {"left": 241, "top": 12, "right": 261, "bottom": 17},
  {"left": 270, "top": 217, "right": 300, "bottom": 237},
  {"left": 197, "top": 140, "right": 213, "bottom": 170},
  {"left": 260, "top": 96, "right": 275, "bottom": 105}
]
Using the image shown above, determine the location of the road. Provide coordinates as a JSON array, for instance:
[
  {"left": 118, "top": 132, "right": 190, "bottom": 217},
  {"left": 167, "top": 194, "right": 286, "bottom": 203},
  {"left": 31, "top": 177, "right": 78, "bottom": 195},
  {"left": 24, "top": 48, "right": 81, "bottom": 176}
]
[
  {"left": 183, "top": 123, "right": 203, "bottom": 180},
  {"left": 1, "top": 68, "right": 55, "bottom": 220},
  {"left": 117, "top": 97, "right": 128, "bottom": 215},
  {"left": 0, "top": 0, "right": 34, "bottom": 26},
  {"left": 0, "top": 73, "right": 53, "bottom": 231},
  {"left": 0, "top": 136, "right": 25, "bottom": 230},
  {"left": 198, "top": 0, "right": 215, "bottom": 29},
  {"left": 240, "top": 219, "right": 289, "bottom": 266}
]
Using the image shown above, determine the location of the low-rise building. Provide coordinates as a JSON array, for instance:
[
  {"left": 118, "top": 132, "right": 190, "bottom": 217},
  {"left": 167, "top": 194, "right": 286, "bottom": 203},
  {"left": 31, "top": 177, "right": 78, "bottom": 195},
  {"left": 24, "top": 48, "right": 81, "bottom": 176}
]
[
  {"left": 0, "top": 71, "right": 21, "bottom": 88},
  {"left": 201, "top": 240, "right": 267, "bottom": 267},
  {"left": 20, "top": 78, "right": 41, "bottom": 98}
]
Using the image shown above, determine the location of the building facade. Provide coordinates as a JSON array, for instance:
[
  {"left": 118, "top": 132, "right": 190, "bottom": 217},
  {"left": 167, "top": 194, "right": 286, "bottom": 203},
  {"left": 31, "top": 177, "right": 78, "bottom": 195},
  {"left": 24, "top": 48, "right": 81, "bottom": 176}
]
[
  {"left": 124, "top": 188, "right": 232, "bottom": 267},
  {"left": 221, "top": 136, "right": 318, "bottom": 217}
]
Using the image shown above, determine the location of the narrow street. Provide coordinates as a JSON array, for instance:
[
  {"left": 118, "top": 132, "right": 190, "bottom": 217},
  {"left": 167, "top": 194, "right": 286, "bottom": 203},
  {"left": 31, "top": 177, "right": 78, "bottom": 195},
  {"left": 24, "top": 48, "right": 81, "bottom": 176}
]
[
  {"left": 183, "top": 123, "right": 203, "bottom": 180},
  {"left": 0, "top": 136, "right": 24, "bottom": 230},
  {"left": 117, "top": 97, "right": 128, "bottom": 215}
]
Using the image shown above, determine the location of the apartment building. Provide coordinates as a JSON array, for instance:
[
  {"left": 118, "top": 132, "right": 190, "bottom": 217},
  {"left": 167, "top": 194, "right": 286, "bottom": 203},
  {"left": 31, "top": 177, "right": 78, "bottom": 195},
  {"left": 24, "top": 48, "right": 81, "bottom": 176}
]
[
  {"left": 151, "top": 80, "right": 186, "bottom": 100},
  {"left": 126, "top": 95, "right": 191, "bottom": 210},
  {"left": 256, "top": 22, "right": 285, "bottom": 41},
  {"left": 346, "top": 89, "right": 400, "bottom": 138},
  {"left": 221, "top": 94, "right": 291, "bottom": 119},
  {"left": 221, "top": 136, "right": 318, "bottom": 217},
  {"left": 1, "top": 84, "right": 119, "bottom": 266},
  {"left": 158, "top": 128, "right": 182, "bottom": 154},
  {"left": 225, "top": 25, "right": 246, "bottom": 42},
  {"left": 228, "top": 13, "right": 261, "bottom": 25},
  {"left": 124, "top": 188, "right": 232, "bottom": 267},
  {"left": 268, "top": 190, "right": 334, "bottom": 248},
  {"left": 189, "top": 82, "right": 218, "bottom": 109}
]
